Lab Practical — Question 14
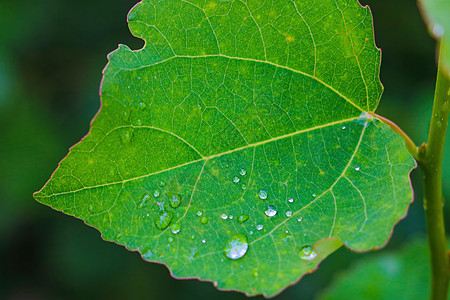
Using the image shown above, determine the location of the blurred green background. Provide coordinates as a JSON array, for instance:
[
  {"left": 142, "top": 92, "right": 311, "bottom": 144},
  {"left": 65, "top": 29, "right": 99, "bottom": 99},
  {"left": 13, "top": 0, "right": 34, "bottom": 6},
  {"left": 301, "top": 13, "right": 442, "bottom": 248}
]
[{"left": 0, "top": 0, "right": 447, "bottom": 299}]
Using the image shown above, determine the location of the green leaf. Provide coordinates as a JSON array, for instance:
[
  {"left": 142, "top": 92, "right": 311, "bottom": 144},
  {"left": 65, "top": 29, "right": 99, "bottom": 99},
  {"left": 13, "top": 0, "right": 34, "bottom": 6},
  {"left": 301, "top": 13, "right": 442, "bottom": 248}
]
[
  {"left": 34, "top": 0, "right": 415, "bottom": 296},
  {"left": 419, "top": 0, "right": 450, "bottom": 71},
  {"left": 318, "top": 239, "right": 448, "bottom": 300}
]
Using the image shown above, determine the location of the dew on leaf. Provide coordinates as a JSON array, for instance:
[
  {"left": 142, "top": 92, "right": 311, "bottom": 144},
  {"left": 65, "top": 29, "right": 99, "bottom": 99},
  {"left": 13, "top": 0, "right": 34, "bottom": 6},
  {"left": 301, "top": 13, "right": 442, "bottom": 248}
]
[
  {"left": 154, "top": 190, "right": 160, "bottom": 198},
  {"left": 233, "top": 176, "right": 240, "bottom": 183},
  {"left": 139, "top": 101, "right": 147, "bottom": 110},
  {"left": 202, "top": 239, "right": 206, "bottom": 244},
  {"left": 288, "top": 197, "right": 294, "bottom": 203},
  {"left": 142, "top": 247, "right": 157, "bottom": 260},
  {"left": 229, "top": 215, "right": 234, "bottom": 220},
  {"left": 221, "top": 213, "right": 228, "bottom": 220},
  {"left": 154, "top": 211, "right": 174, "bottom": 230},
  {"left": 168, "top": 193, "right": 181, "bottom": 208},
  {"left": 168, "top": 237, "right": 174, "bottom": 243},
  {"left": 355, "top": 166, "right": 360, "bottom": 171},
  {"left": 342, "top": 126, "right": 346, "bottom": 130},
  {"left": 237, "top": 214, "right": 249, "bottom": 223},
  {"left": 356, "top": 111, "right": 373, "bottom": 127},
  {"left": 158, "top": 180, "right": 166, "bottom": 187},
  {"left": 241, "top": 183, "right": 247, "bottom": 190},
  {"left": 223, "top": 234, "right": 248, "bottom": 260},
  {"left": 298, "top": 217, "right": 303, "bottom": 222},
  {"left": 196, "top": 210, "right": 203, "bottom": 216},
  {"left": 259, "top": 190, "right": 268, "bottom": 200},
  {"left": 265, "top": 205, "right": 277, "bottom": 217},
  {"left": 170, "top": 223, "right": 181, "bottom": 234},
  {"left": 256, "top": 224, "right": 263, "bottom": 231},
  {"left": 200, "top": 216, "right": 209, "bottom": 224},
  {"left": 138, "top": 193, "right": 151, "bottom": 209},
  {"left": 298, "top": 246, "right": 317, "bottom": 261},
  {"left": 285, "top": 210, "right": 293, "bottom": 217},
  {"left": 239, "top": 168, "right": 247, "bottom": 176}
]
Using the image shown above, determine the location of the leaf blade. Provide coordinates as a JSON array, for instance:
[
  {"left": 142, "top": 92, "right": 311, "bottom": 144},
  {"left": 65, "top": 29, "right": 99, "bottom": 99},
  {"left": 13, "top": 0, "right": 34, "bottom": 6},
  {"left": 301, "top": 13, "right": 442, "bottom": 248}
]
[{"left": 34, "top": 0, "right": 415, "bottom": 296}]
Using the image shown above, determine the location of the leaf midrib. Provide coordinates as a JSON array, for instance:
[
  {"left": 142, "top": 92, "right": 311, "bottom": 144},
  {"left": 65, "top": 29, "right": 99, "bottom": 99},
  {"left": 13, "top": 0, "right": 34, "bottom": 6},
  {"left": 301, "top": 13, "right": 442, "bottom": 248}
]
[{"left": 36, "top": 116, "right": 360, "bottom": 199}]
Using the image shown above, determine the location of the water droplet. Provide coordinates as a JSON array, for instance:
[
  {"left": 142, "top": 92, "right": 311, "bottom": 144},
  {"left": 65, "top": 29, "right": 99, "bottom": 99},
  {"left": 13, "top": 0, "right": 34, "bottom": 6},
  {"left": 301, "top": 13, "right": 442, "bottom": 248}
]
[
  {"left": 221, "top": 213, "right": 228, "bottom": 220},
  {"left": 253, "top": 270, "right": 259, "bottom": 277},
  {"left": 142, "top": 247, "right": 155, "bottom": 260},
  {"left": 154, "top": 190, "right": 160, "bottom": 198},
  {"left": 170, "top": 223, "right": 181, "bottom": 234},
  {"left": 297, "top": 217, "right": 303, "bottom": 222},
  {"left": 239, "top": 168, "right": 247, "bottom": 176},
  {"left": 202, "top": 239, "right": 206, "bottom": 244},
  {"left": 88, "top": 204, "right": 94, "bottom": 212},
  {"left": 342, "top": 126, "right": 346, "bottom": 130},
  {"left": 433, "top": 24, "right": 445, "bottom": 37},
  {"left": 139, "top": 102, "right": 147, "bottom": 110},
  {"left": 138, "top": 193, "right": 151, "bottom": 209},
  {"left": 265, "top": 205, "right": 277, "bottom": 217},
  {"left": 237, "top": 214, "right": 249, "bottom": 223},
  {"left": 168, "top": 193, "right": 181, "bottom": 208},
  {"left": 288, "top": 197, "right": 294, "bottom": 203},
  {"left": 241, "top": 183, "right": 247, "bottom": 190},
  {"left": 136, "top": 119, "right": 142, "bottom": 126},
  {"left": 249, "top": 231, "right": 254, "bottom": 235},
  {"left": 312, "top": 194, "right": 316, "bottom": 198},
  {"left": 259, "top": 190, "right": 268, "bottom": 200},
  {"left": 154, "top": 211, "right": 174, "bottom": 230},
  {"left": 137, "top": 76, "right": 141, "bottom": 80},
  {"left": 120, "top": 129, "right": 132, "bottom": 143},
  {"left": 187, "top": 247, "right": 198, "bottom": 260},
  {"left": 229, "top": 215, "right": 234, "bottom": 220},
  {"left": 200, "top": 216, "right": 209, "bottom": 224},
  {"left": 158, "top": 180, "right": 166, "bottom": 187},
  {"left": 223, "top": 234, "right": 248, "bottom": 260},
  {"left": 191, "top": 234, "right": 195, "bottom": 240},
  {"left": 256, "top": 224, "right": 264, "bottom": 231},
  {"left": 298, "top": 246, "right": 317, "bottom": 261},
  {"left": 285, "top": 210, "right": 293, "bottom": 217},
  {"left": 168, "top": 237, "right": 174, "bottom": 243},
  {"left": 355, "top": 166, "right": 360, "bottom": 171},
  {"left": 282, "top": 232, "right": 293, "bottom": 242},
  {"left": 196, "top": 210, "right": 203, "bottom": 216},
  {"left": 356, "top": 111, "right": 373, "bottom": 127},
  {"left": 233, "top": 176, "right": 240, "bottom": 183}
]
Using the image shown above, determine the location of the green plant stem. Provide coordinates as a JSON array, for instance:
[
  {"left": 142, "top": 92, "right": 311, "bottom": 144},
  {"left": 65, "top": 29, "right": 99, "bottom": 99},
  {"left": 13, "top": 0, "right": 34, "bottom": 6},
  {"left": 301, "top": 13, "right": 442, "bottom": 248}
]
[{"left": 419, "top": 43, "right": 450, "bottom": 300}]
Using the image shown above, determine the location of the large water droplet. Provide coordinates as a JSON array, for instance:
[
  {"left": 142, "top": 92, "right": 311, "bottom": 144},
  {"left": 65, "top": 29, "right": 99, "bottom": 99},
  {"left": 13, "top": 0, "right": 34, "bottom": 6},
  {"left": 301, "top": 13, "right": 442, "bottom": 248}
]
[
  {"left": 154, "top": 211, "right": 174, "bottom": 230},
  {"left": 265, "top": 205, "right": 277, "bottom": 217},
  {"left": 237, "top": 214, "right": 249, "bottom": 224},
  {"left": 138, "top": 193, "right": 151, "bottom": 209},
  {"left": 298, "top": 246, "right": 317, "bottom": 261},
  {"left": 170, "top": 223, "right": 181, "bottom": 234},
  {"left": 168, "top": 193, "right": 181, "bottom": 208},
  {"left": 223, "top": 234, "right": 248, "bottom": 260},
  {"left": 259, "top": 190, "right": 268, "bottom": 200},
  {"left": 239, "top": 168, "right": 247, "bottom": 176}
]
